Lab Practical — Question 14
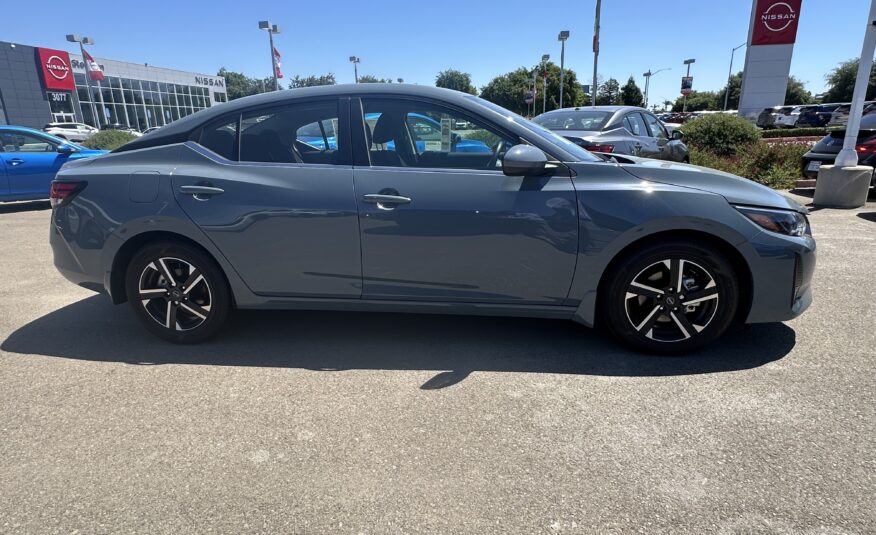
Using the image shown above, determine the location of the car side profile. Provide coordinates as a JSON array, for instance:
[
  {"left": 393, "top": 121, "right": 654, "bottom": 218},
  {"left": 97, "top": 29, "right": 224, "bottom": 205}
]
[
  {"left": 50, "top": 85, "right": 815, "bottom": 353},
  {"left": 43, "top": 122, "right": 98, "bottom": 142},
  {"left": 532, "top": 106, "right": 689, "bottom": 162},
  {"left": 0, "top": 126, "right": 107, "bottom": 202}
]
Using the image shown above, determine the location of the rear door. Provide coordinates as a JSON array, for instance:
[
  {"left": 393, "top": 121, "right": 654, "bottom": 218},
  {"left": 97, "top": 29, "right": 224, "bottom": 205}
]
[
  {"left": 172, "top": 97, "right": 362, "bottom": 298},
  {"left": 0, "top": 130, "right": 64, "bottom": 198},
  {"left": 351, "top": 96, "right": 578, "bottom": 304}
]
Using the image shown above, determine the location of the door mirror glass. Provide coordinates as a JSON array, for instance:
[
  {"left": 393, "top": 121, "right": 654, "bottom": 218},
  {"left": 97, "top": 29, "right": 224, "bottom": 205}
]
[
  {"left": 502, "top": 144, "right": 548, "bottom": 176},
  {"left": 671, "top": 129, "right": 684, "bottom": 140},
  {"left": 57, "top": 143, "right": 78, "bottom": 155}
]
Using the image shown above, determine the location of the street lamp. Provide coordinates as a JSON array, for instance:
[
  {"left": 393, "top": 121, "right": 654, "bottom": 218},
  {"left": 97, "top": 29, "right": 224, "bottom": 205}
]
[
  {"left": 723, "top": 43, "right": 746, "bottom": 111},
  {"left": 682, "top": 58, "right": 696, "bottom": 112},
  {"left": 258, "top": 21, "right": 281, "bottom": 91},
  {"left": 641, "top": 67, "right": 670, "bottom": 109},
  {"left": 541, "top": 54, "right": 550, "bottom": 114},
  {"left": 66, "top": 34, "right": 101, "bottom": 128},
  {"left": 349, "top": 56, "right": 360, "bottom": 83},
  {"left": 558, "top": 31, "right": 570, "bottom": 108}
]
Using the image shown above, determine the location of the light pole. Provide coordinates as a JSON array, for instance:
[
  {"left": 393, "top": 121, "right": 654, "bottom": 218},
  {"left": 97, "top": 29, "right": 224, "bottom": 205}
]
[
  {"left": 723, "top": 43, "right": 746, "bottom": 111},
  {"left": 541, "top": 54, "right": 550, "bottom": 114},
  {"left": 641, "top": 67, "right": 670, "bottom": 109},
  {"left": 682, "top": 58, "right": 695, "bottom": 112},
  {"left": 349, "top": 56, "right": 360, "bottom": 83},
  {"left": 258, "top": 21, "right": 281, "bottom": 91},
  {"left": 558, "top": 31, "right": 570, "bottom": 108},
  {"left": 592, "top": 0, "right": 601, "bottom": 107},
  {"left": 65, "top": 34, "right": 100, "bottom": 128}
]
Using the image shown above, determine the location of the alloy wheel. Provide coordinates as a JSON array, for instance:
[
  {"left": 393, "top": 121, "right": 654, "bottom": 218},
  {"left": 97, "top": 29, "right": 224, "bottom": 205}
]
[
  {"left": 137, "top": 257, "right": 212, "bottom": 331},
  {"left": 624, "top": 258, "right": 720, "bottom": 343}
]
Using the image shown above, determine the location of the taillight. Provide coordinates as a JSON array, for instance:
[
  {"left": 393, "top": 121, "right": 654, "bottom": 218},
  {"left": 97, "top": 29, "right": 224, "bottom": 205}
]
[
  {"left": 585, "top": 144, "right": 614, "bottom": 153},
  {"left": 50, "top": 181, "right": 86, "bottom": 208},
  {"left": 855, "top": 139, "right": 876, "bottom": 155}
]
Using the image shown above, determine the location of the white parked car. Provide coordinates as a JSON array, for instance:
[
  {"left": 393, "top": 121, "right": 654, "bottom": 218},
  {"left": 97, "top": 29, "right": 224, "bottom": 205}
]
[
  {"left": 773, "top": 106, "right": 804, "bottom": 128},
  {"left": 42, "top": 122, "right": 98, "bottom": 142}
]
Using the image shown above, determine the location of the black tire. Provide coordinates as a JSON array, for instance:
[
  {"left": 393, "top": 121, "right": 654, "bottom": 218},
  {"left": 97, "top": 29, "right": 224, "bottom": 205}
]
[
  {"left": 124, "top": 241, "right": 231, "bottom": 343},
  {"left": 601, "top": 239, "right": 739, "bottom": 354}
]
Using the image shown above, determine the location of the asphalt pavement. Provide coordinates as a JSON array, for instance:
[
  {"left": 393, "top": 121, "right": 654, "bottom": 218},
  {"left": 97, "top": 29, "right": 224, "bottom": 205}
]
[{"left": 0, "top": 193, "right": 874, "bottom": 534}]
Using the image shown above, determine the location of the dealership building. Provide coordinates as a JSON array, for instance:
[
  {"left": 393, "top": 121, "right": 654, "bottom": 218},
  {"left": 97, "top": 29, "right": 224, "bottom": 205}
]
[{"left": 0, "top": 41, "right": 227, "bottom": 132}]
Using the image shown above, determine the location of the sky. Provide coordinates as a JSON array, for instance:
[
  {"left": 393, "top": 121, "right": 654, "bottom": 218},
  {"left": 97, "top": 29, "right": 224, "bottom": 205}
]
[{"left": 3, "top": 0, "right": 871, "bottom": 107}]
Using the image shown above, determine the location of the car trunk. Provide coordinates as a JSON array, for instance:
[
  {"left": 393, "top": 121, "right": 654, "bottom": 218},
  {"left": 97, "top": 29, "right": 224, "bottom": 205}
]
[{"left": 810, "top": 128, "right": 876, "bottom": 155}]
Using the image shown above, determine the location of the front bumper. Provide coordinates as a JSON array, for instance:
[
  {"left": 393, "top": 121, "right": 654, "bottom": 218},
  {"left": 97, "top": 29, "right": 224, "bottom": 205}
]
[{"left": 742, "top": 229, "right": 816, "bottom": 324}]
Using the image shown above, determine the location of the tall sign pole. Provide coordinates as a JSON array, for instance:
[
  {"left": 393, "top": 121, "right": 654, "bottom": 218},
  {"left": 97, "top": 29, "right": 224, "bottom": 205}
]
[{"left": 592, "top": 0, "right": 601, "bottom": 107}]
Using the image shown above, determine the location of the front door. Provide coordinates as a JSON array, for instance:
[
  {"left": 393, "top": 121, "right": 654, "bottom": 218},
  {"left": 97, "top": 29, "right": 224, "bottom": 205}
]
[
  {"left": 172, "top": 98, "right": 362, "bottom": 298},
  {"left": 0, "top": 130, "right": 65, "bottom": 198},
  {"left": 352, "top": 97, "right": 578, "bottom": 304}
]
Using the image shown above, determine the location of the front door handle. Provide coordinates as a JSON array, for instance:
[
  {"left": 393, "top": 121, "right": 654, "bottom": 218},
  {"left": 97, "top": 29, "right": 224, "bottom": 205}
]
[
  {"left": 362, "top": 193, "right": 412, "bottom": 209},
  {"left": 8, "top": 158, "right": 24, "bottom": 166},
  {"left": 179, "top": 185, "right": 224, "bottom": 199}
]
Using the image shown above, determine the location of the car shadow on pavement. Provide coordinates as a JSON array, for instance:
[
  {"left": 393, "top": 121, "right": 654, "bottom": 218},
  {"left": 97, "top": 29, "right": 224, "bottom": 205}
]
[
  {"left": 0, "top": 200, "right": 51, "bottom": 214},
  {"left": 857, "top": 212, "right": 876, "bottom": 223},
  {"left": 1, "top": 295, "right": 796, "bottom": 389}
]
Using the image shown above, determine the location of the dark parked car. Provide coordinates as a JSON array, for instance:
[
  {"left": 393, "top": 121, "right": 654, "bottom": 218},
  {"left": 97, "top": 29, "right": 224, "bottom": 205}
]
[
  {"left": 797, "top": 104, "right": 839, "bottom": 128},
  {"left": 532, "top": 106, "right": 689, "bottom": 162},
  {"left": 802, "top": 112, "right": 876, "bottom": 183},
  {"left": 50, "top": 85, "right": 815, "bottom": 353}
]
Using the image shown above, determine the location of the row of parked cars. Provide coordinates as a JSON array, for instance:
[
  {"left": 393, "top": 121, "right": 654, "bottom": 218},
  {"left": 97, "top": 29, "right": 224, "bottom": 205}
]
[
  {"left": 756, "top": 102, "right": 875, "bottom": 129},
  {"left": 42, "top": 121, "right": 148, "bottom": 142}
]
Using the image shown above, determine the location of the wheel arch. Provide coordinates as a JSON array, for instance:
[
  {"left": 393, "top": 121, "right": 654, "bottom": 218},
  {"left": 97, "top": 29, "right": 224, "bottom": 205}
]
[
  {"left": 109, "top": 230, "right": 234, "bottom": 306},
  {"left": 591, "top": 229, "right": 753, "bottom": 327}
]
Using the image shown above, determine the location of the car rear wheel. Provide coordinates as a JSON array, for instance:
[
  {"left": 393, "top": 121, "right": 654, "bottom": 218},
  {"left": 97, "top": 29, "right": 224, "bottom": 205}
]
[
  {"left": 124, "top": 242, "right": 231, "bottom": 343},
  {"left": 601, "top": 240, "right": 739, "bottom": 354}
]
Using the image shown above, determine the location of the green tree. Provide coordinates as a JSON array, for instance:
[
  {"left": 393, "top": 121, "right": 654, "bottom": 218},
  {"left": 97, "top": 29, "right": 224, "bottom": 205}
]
[
  {"left": 671, "top": 91, "right": 720, "bottom": 112},
  {"left": 479, "top": 62, "right": 586, "bottom": 115},
  {"left": 218, "top": 67, "right": 271, "bottom": 100},
  {"left": 435, "top": 69, "right": 476, "bottom": 94},
  {"left": 358, "top": 74, "right": 394, "bottom": 83},
  {"left": 596, "top": 78, "right": 621, "bottom": 105},
  {"left": 620, "top": 76, "right": 644, "bottom": 106},
  {"left": 823, "top": 58, "right": 876, "bottom": 103},
  {"left": 785, "top": 76, "right": 812, "bottom": 104},
  {"left": 287, "top": 73, "right": 337, "bottom": 88},
  {"left": 717, "top": 72, "right": 743, "bottom": 110}
]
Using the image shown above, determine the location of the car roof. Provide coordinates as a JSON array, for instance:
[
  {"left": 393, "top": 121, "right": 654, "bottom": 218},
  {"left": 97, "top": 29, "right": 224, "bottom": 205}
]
[
  {"left": 542, "top": 105, "right": 646, "bottom": 113},
  {"left": 118, "top": 84, "right": 480, "bottom": 152}
]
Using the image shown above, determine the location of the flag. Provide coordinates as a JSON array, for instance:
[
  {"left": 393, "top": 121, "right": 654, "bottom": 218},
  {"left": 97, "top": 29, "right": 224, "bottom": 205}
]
[
  {"left": 82, "top": 49, "right": 104, "bottom": 81},
  {"left": 272, "top": 46, "right": 283, "bottom": 79}
]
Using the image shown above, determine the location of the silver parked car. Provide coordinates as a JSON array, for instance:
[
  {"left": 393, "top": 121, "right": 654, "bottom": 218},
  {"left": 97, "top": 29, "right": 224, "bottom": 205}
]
[
  {"left": 533, "top": 106, "right": 689, "bottom": 162},
  {"left": 42, "top": 122, "right": 98, "bottom": 142}
]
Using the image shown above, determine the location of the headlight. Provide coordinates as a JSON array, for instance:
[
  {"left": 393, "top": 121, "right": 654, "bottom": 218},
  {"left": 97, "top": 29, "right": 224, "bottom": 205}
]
[{"left": 736, "top": 206, "right": 811, "bottom": 237}]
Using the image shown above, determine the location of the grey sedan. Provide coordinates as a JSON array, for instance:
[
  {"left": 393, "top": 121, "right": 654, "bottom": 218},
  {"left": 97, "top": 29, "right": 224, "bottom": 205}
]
[
  {"left": 49, "top": 85, "right": 813, "bottom": 353},
  {"left": 533, "top": 106, "right": 689, "bottom": 162}
]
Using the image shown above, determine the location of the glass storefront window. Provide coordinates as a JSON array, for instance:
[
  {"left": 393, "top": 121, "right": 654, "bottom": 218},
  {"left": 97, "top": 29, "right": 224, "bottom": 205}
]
[{"left": 109, "top": 77, "right": 121, "bottom": 89}]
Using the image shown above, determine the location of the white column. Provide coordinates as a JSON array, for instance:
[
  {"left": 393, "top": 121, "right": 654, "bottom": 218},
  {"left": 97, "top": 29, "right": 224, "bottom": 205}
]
[{"left": 835, "top": 0, "right": 876, "bottom": 168}]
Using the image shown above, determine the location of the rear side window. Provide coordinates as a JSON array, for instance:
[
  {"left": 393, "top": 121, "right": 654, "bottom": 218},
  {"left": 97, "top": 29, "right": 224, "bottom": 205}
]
[
  {"left": 239, "top": 100, "right": 346, "bottom": 165},
  {"left": 198, "top": 116, "right": 239, "bottom": 161}
]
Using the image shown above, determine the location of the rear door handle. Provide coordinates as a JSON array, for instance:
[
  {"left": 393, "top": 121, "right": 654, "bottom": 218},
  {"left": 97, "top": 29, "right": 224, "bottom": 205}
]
[
  {"left": 8, "top": 158, "right": 24, "bottom": 166},
  {"left": 362, "top": 193, "right": 412, "bottom": 206}
]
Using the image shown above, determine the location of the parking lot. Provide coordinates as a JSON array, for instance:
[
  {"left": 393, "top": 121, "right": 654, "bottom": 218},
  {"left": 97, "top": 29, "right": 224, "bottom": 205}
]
[{"left": 0, "top": 193, "right": 874, "bottom": 533}]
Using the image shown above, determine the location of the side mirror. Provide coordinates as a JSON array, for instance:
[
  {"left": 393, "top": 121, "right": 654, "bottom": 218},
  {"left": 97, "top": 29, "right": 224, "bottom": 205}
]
[
  {"left": 502, "top": 144, "right": 549, "bottom": 176},
  {"left": 57, "top": 143, "right": 78, "bottom": 155},
  {"left": 671, "top": 130, "right": 684, "bottom": 140}
]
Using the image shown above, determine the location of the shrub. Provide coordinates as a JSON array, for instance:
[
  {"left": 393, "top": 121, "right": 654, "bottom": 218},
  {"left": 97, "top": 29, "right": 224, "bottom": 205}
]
[
  {"left": 690, "top": 140, "right": 808, "bottom": 190},
  {"left": 81, "top": 130, "right": 137, "bottom": 151},
  {"left": 680, "top": 114, "right": 760, "bottom": 156},
  {"left": 761, "top": 127, "right": 829, "bottom": 138}
]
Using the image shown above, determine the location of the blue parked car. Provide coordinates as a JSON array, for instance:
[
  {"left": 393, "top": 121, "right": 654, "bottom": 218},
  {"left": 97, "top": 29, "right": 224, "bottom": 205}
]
[
  {"left": 0, "top": 126, "right": 107, "bottom": 202},
  {"left": 297, "top": 112, "right": 491, "bottom": 153}
]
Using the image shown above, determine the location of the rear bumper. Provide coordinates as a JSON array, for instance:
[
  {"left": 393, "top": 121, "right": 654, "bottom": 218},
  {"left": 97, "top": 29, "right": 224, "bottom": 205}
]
[
  {"left": 802, "top": 152, "right": 876, "bottom": 181},
  {"left": 743, "top": 230, "right": 816, "bottom": 324},
  {"left": 50, "top": 214, "right": 106, "bottom": 294}
]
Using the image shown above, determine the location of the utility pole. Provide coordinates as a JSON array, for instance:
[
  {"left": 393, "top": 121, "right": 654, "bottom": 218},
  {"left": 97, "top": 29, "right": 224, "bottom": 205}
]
[
  {"left": 723, "top": 43, "right": 746, "bottom": 111},
  {"left": 682, "top": 58, "right": 695, "bottom": 112},
  {"left": 642, "top": 67, "right": 670, "bottom": 109},
  {"left": 349, "top": 56, "right": 360, "bottom": 83},
  {"left": 592, "top": 0, "right": 601, "bottom": 107},
  {"left": 258, "top": 21, "right": 281, "bottom": 91},
  {"left": 541, "top": 54, "right": 550, "bottom": 114},
  {"left": 558, "top": 31, "right": 569, "bottom": 108},
  {"left": 66, "top": 35, "right": 100, "bottom": 128}
]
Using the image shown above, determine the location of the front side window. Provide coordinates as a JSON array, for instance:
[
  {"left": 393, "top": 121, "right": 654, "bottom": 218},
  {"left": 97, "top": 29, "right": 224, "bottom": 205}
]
[
  {"left": 240, "top": 100, "right": 343, "bottom": 165},
  {"left": 1, "top": 132, "right": 55, "bottom": 152},
  {"left": 642, "top": 113, "right": 667, "bottom": 139},
  {"left": 361, "top": 98, "right": 515, "bottom": 170},
  {"left": 623, "top": 113, "right": 649, "bottom": 137}
]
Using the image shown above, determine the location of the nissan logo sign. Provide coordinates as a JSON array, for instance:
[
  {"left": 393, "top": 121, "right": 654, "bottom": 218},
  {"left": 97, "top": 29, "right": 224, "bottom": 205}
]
[
  {"left": 761, "top": 1, "right": 797, "bottom": 33},
  {"left": 45, "top": 55, "right": 71, "bottom": 80}
]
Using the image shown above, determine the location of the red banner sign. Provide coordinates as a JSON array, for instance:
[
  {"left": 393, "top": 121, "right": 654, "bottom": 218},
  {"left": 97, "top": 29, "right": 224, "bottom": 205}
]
[
  {"left": 751, "top": 0, "right": 802, "bottom": 46},
  {"left": 36, "top": 47, "right": 75, "bottom": 91}
]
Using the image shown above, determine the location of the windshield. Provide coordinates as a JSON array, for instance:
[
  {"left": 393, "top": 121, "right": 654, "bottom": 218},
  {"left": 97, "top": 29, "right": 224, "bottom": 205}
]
[
  {"left": 532, "top": 110, "right": 611, "bottom": 131},
  {"left": 467, "top": 96, "right": 601, "bottom": 162}
]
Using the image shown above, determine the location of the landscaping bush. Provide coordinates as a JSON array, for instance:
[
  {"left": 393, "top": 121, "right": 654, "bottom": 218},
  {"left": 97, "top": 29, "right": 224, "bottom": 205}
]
[
  {"left": 680, "top": 113, "right": 760, "bottom": 156},
  {"left": 81, "top": 130, "right": 137, "bottom": 151},
  {"left": 761, "top": 127, "right": 830, "bottom": 138},
  {"left": 690, "top": 140, "right": 809, "bottom": 190}
]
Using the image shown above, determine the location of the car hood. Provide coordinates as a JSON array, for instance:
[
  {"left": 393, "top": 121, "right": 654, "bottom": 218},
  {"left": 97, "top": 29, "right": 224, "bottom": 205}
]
[
  {"left": 75, "top": 148, "right": 109, "bottom": 157},
  {"left": 611, "top": 156, "right": 806, "bottom": 212}
]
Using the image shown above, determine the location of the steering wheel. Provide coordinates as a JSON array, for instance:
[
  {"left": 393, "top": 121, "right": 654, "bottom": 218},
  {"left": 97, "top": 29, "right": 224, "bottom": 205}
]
[{"left": 487, "top": 139, "right": 507, "bottom": 169}]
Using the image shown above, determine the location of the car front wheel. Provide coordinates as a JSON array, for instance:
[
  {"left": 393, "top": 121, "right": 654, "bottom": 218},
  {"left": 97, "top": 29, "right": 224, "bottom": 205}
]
[
  {"left": 602, "top": 240, "right": 739, "bottom": 354},
  {"left": 124, "top": 242, "right": 231, "bottom": 343}
]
